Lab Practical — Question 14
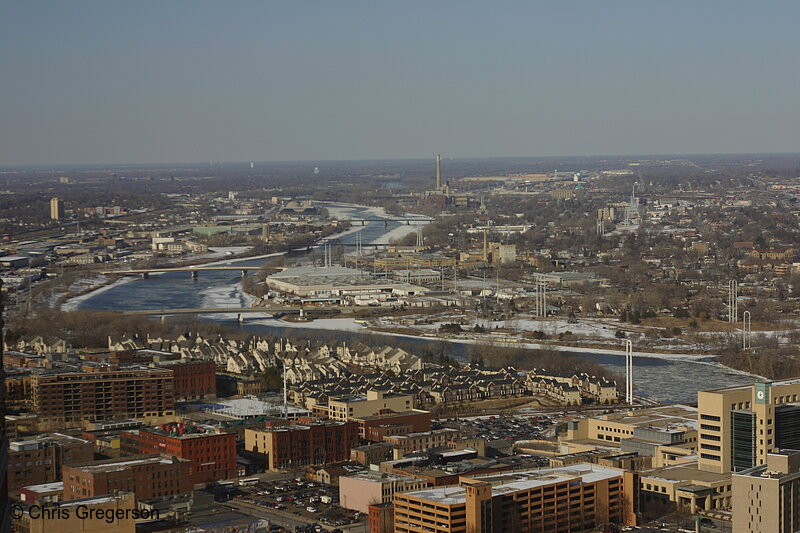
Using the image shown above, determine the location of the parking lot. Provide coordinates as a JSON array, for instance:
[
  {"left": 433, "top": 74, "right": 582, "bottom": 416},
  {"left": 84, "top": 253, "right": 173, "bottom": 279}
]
[
  {"left": 210, "top": 479, "right": 362, "bottom": 531},
  {"left": 441, "top": 413, "right": 555, "bottom": 442}
]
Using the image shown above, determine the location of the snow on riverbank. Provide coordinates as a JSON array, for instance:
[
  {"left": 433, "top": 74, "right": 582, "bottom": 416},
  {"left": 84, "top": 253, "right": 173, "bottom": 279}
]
[
  {"left": 250, "top": 317, "right": 366, "bottom": 332},
  {"left": 61, "top": 277, "right": 136, "bottom": 311}
]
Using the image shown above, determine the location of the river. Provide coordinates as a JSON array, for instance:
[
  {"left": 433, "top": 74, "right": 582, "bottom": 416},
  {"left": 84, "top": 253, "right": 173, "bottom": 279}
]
[{"left": 73, "top": 203, "right": 762, "bottom": 404}]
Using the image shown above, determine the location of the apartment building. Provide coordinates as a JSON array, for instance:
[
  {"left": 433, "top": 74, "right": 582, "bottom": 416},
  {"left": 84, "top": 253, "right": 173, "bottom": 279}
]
[
  {"left": 697, "top": 380, "right": 800, "bottom": 474},
  {"left": 244, "top": 421, "right": 359, "bottom": 471},
  {"left": 30, "top": 366, "right": 175, "bottom": 429},
  {"left": 120, "top": 427, "right": 236, "bottom": 483},
  {"left": 393, "top": 465, "right": 637, "bottom": 533},
  {"left": 732, "top": 449, "right": 800, "bottom": 533},
  {"left": 62, "top": 454, "right": 192, "bottom": 500}
]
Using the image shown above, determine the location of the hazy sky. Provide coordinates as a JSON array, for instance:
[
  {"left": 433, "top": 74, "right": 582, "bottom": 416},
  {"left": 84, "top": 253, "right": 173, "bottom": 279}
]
[{"left": 1, "top": 1, "right": 798, "bottom": 166}]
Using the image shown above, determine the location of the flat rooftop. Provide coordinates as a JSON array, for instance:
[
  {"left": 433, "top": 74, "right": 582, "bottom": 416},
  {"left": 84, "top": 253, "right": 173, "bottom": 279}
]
[
  {"left": 69, "top": 455, "right": 185, "bottom": 473},
  {"left": 640, "top": 463, "right": 731, "bottom": 484},
  {"left": 596, "top": 405, "right": 698, "bottom": 431},
  {"left": 402, "top": 464, "right": 625, "bottom": 505}
]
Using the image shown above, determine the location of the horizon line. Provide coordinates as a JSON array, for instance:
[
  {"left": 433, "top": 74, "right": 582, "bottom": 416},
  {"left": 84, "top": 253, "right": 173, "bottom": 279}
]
[{"left": 2, "top": 150, "right": 799, "bottom": 170}]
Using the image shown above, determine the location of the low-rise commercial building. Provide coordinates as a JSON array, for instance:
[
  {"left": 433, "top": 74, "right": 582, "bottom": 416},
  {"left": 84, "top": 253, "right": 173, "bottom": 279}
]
[
  {"left": 339, "top": 472, "right": 429, "bottom": 513},
  {"left": 327, "top": 390, "right": 414, "bottom": 422},
  {"left": 14, "top": 492, "right": 138, "bottom": 533},
  {"left": 384, "top": 428, "right": 460, "bottom": 456},
  {"left": 352, "top": 409, "right": 432, "bottom": 441}
]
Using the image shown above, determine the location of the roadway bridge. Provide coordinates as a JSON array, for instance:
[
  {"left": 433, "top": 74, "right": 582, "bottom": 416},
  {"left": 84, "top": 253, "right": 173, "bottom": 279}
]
[
  {"left": 338, "top": 218, "right": 432, "bottom": 226},
  {"left": 119, "top": 306, "right": 354, "bottom": 322},
  {"left": 101, "top": 266, "right": 264, "bottom": 279}
]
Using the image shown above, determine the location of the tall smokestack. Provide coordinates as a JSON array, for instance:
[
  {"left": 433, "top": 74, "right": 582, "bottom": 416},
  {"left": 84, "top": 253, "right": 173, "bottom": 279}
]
[{"left": 436, "top": 154, "right": 442, "bottom": 190}]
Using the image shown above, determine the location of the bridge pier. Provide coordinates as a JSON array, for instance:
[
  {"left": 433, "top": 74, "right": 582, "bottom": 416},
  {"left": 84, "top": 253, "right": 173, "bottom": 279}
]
[
  {"left": 362, "top": 220, "right": 366, "bottom": 226},
  {"left": 190, "top": 270, "right": 198, "bottom": 279},
  {"left": 406, "top": 220, "right": 410, "bottom": 225},
  {"left": 241, "top": 270, "right": 248, "bottom": 278},
  {"left": 141, "top": 273, "right": 149, "bottom": 280},
  {"left": 384, "top": 220, "right": 388, "bottom": 228},
  {"left": 237, "top": 313, "right": 244, "bottom": 323},
  {"left": 160, "top": 315, "right": 165, "bottom": 324}
]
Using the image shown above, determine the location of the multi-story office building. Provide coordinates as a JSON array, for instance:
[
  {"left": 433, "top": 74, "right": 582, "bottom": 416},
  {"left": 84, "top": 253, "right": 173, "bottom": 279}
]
[
  {"left": 7, "top": 433, "right": 94, "bottom": 491},
  {"left": 121, "top": 427, "right": 236, "bottom": 483},
  {"left": 30, "top": 366, "right": 175, "bottom": 429},
  {"left": 49, "top": 197, "right": 64, "bottom": 220},
  {"left": 245, "top": 421, "right": 359, "bottom": 471},
  {"left": 393, "top": 465, "right": 638, "bottom": 533},
  {"left": 732, "top": 449, "right": 800, "bottom": 533},
  {"left": 62, "top": 454, "right": 192, "bottom": 500},
  {"left": 698, "top": 380, "right": 800, "bottom": 474}
]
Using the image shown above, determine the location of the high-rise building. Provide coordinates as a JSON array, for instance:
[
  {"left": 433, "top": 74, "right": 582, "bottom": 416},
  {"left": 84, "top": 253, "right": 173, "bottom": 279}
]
[
  {"left": 697, "top": 380, "right": 800, "bottom": 474},
  {"left": 49, "top": 197, "right": 64, "bottom": 220},
  {"left": 732, "top": 449, "right": 800, "bottom": 532}
]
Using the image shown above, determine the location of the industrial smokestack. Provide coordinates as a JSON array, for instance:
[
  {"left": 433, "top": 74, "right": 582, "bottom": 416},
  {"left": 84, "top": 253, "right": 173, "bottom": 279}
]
[{"left": 436, "top": 154, "right": 442, "bottom": 190}]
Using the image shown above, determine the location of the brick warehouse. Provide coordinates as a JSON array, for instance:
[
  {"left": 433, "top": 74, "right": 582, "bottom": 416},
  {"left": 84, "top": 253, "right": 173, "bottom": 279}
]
[
  {"left": 245, "top": 420, "right": 359, "bottom": 470},
  {"left": 160, "top": 360, "right": 217, "bottom": 401},
  {"left": 63, "top": 454, "right": 193, "bottom": 500},
  {"left": 121, "top": 426, "right": 236, "bottom": 483}
]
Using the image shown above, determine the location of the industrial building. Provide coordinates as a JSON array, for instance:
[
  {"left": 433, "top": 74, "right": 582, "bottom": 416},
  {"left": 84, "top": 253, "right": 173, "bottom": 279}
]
[{"left": 266, "top": 265, "right": 427, "bottom": 299}]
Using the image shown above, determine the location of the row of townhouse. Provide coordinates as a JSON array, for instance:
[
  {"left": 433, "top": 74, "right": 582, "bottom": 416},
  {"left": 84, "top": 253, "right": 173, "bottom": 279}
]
[
  {"left": 291, "top": 365, "right": 529, "bottom": 410},
  {"left": 527, "top": 369, "right": 618, "bottom": 404},
  {"left": 105, "top": 334, "right": 422, "bottom": 380}
]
